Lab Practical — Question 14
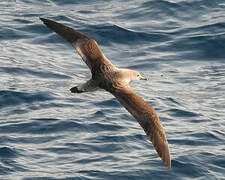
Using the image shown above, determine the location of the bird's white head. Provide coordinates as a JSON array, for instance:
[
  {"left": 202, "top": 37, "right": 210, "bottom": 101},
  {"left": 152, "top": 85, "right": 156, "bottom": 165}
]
[
  {"left": 119, "top": 69, "right": 147, "bottom": 84},
  {"left": 131, "top": 70, "right": 147, "bottom": 81}
]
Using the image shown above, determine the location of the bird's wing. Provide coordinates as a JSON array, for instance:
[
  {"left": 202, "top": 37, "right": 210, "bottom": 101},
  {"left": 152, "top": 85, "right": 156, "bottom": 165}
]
[
  {"left": 112, "top": 86, "right": 171, "bottom": 168},
  {"left": 40, "top": 18, "right": 115, "bottom": 71}
]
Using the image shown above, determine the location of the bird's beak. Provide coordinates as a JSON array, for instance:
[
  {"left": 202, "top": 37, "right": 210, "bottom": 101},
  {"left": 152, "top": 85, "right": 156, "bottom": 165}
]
[{"left": 139, "top": 75, "right": 147, "bottom": 80}]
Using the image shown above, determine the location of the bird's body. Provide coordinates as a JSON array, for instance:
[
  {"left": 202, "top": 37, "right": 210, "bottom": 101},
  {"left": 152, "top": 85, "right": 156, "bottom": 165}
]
[{"left": 40, "top": 18, "right": 171, "bottom": 168}]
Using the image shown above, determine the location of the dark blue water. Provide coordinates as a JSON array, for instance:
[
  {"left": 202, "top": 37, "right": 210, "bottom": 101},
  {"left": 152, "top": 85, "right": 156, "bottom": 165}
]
[{"left": 1, "top": 0, "right": 225, "bottom": 179}]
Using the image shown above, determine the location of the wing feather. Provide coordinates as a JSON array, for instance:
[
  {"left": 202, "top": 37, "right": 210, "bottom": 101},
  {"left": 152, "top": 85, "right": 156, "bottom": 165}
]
[
  {"left": 112, "top": 87, "right": 171, "bottom": 168},
  {"left": 40, "top": 18, "right": 115, "bottom": 71}
]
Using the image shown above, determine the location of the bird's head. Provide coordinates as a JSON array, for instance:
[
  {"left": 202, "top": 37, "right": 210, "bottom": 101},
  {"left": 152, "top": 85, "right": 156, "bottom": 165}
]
[
  {"left": 119, "top": 69, "right": 147, "bottom": 84},
  {"left": 131, "top": 70, "right": 147, "bottom": 82}
]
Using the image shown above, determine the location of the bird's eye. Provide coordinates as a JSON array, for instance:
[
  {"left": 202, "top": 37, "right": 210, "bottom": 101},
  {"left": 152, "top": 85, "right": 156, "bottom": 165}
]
[{"left": 137, "top": 74, "right": 140, "bottom": 77}]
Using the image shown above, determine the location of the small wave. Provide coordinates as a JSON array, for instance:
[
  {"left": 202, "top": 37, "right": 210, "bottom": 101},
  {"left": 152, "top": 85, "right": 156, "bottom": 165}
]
[
  {"left": 0, "top": 147, "right": 27, "bottom": 175},
  {"left": 0, "top": 147, "right": 18, "bottom": 158},
  {"left": 0, "top": 27, "right": 30, "bottom": 41},
  {"left": 0, "top": 67, "right": 70, "bottom": 79},
  {"left": 93, "top": 98, "right": 120, "bottom": 107},
  {"left": 166, "top": 32, "right": 225, "bottom": 61},
  {"left": 0, "top": 90, "right": 53, "bottom": 109},
  {"left": 0, "top": 118, "right": 84, "bottom": 134},
  {"left": 88, "top": 24, "right": 171, "bottom": 45},
  {"left": 168, "top": 108, "right": 199, "bottom": 117}
]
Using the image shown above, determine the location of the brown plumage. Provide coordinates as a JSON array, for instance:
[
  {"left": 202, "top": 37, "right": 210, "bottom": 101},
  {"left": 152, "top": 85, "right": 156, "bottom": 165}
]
[{"left": 40, "top": 17, "right": 171, "bottom": 168}]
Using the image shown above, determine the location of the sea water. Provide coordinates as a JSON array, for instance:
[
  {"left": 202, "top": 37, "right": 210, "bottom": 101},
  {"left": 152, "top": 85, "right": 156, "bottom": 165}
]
[{"left": 0, "top": 0, "right": 225, "bottom": 179}]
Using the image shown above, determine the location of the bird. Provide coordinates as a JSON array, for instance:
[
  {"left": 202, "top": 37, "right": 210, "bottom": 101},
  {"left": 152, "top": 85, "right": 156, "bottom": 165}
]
[{"left": 40, "top": 17, "right": 171, "bottom": 169}]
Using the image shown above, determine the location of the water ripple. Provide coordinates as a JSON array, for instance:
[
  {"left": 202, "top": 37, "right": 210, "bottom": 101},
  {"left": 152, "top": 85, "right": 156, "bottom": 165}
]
[
  {"left": 0, "top": 147, "right": 18, "bottom": 159},
  {"left": 0, "top": 66, "right": 70, "bottom": 79},
  {"left": 90, "top": 24, "right": 171, "bottom": 45},
  {"left": 0, "top": 90, "right": 53, "bottom": 109},
  {"left": 0, "top": 0, "right": 225, "bottom": 179}
]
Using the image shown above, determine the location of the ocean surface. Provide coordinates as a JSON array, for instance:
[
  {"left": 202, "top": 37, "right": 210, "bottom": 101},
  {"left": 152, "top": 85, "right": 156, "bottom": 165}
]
[{"left": 0, "top": 0, "right": 225, "bottom": 179}]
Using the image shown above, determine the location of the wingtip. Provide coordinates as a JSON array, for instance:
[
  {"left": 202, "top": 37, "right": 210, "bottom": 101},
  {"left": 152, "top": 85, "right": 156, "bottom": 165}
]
[
  {"left": 165, "top": 158, "right": 171, "bottom": 169},
  {"left": 162, "top": 147, "right": 171, "bottom": 169},
  {"left": 39, "top": 17, "right": 44, "bottom": 22},
  {"left": 39, "top": 17, "right": 89, "bottom": 44},
  {"left": 152, "top": 133, "right": 171, "bottom": 169},
  {"left": 39, "top": 17, "right": 50, "bottom": 25}
]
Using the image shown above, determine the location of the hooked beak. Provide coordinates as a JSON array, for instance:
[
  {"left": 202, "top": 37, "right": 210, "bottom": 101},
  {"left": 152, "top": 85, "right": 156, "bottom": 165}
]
[{"left": 138, "top": 75, "right": 147, "bottom": 80}]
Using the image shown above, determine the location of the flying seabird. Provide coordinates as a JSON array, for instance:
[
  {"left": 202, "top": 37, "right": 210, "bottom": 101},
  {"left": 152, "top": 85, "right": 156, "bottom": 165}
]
[{"left": 40, "top": 18, "right": 171, "bottom": 169}]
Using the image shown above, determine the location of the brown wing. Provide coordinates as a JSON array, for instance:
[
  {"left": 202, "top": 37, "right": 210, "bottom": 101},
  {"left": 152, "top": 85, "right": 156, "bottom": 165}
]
[
  {"left": 112, "top": 86, "right": 171, "bottom": 168},
  {"left": 40, "top": 18, "right": 115, "bottom": 71}
]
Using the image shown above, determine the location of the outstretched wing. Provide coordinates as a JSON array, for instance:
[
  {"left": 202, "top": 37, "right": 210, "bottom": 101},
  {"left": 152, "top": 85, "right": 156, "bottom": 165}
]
[
  {"left": 112, "top": 86, "right": 171, "bottom": 168},
  {"left": 40, "top": 18, "right": 115, "bottom": 71}
]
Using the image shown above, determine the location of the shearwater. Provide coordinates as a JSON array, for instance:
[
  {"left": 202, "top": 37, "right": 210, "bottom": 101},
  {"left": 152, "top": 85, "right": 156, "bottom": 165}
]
[{"left": 40, "top": 18, "right": 171, "bottom": 168}]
